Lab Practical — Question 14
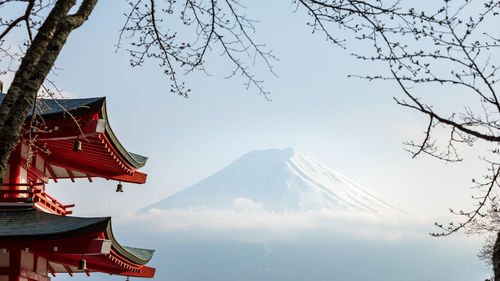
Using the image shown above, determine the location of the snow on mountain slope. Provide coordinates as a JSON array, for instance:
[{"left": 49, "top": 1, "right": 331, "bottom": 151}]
[{"left": 145, "top": 148, "right": 401, "bottom": 214}]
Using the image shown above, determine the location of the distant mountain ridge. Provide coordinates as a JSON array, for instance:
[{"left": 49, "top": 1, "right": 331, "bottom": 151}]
[{"left": 145, "top": 148, "right": 401, "bottom": 214}]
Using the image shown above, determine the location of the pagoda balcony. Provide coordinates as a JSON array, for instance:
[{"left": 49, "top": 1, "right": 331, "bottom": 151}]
[{"left": 0, "top": 184, "right": 74, "bottom": 216}]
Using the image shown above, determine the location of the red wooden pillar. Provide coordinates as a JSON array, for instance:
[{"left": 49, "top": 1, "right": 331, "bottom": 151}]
[
  {"left": 8, "top": 145, "right": 22, "bottom": 198},
  {"left": 8, "top": 250, "right": 20, "bottom": 281}
]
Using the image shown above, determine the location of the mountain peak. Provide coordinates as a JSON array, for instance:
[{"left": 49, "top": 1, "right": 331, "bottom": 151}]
[
  {"left": 145, "top": 148, "right": 400, "bottom": 214},
  {"left": 243, "top": 147, "right": 296, "bottom": 161}
]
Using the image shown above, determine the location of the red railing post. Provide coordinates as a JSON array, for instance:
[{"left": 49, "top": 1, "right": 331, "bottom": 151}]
[{"left": 0, "top": 183, "right": 74, "bottom": 215}]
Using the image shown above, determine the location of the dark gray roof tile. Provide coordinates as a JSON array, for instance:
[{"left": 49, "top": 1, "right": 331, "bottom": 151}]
[
  {"left": 0, "top": 94, "right": 105, "bottom": 117},
  {"left": 0, "top": 208, "right": 109, "bottom": 241}
]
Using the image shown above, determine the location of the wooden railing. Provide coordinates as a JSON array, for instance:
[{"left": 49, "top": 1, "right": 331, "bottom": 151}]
[{"left": 0, "top": 183, "right": 74, "bottom": 215}]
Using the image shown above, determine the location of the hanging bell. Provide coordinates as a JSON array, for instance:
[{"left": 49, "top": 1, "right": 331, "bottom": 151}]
[
  {"left": 78, "top": 258, "right": 87, "bottom": 270},
  {"left": 116, "top": 182, "right": 123, "bottom": 192},
  {"left": 73, "top": 137, "right": 82, "bottom": 152}
]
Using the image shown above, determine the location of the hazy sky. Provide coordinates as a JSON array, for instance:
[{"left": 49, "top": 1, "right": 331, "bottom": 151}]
[
  {"left": 1, "top": 1, "right": 495, "bottom": 280},
  {"left": 19, "top": 0, "right": 483, "bottom": 220}
]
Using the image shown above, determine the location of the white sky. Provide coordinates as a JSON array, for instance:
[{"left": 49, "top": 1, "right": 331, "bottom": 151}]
[{"left": 25, "top": 0, "right": 483, "bottom": 221}]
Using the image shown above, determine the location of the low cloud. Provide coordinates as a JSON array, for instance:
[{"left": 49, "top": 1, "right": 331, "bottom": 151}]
[
  {"left": 114, "top": 198, "right": 428, "bottom": 242},
  {"left": 104, "top": 199, "right": 488, "bottom": 281}
]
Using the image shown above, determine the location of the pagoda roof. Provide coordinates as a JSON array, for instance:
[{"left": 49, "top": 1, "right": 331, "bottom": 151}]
[
  {"left": 0, "top": 208, "right": 155, "bottom": 277},
  {"left": 0, "top": 94, "right": 148, "bottom": 183},
  {"left": 32, "top": 96, "right": 105, "bottom": 119},
  {"left": 0, "top": 94, "right": 104, "bottom": 121},
  {"left": 0, "top": 208, "right": 154, "bottom": 265},
  {"left": 0, "top": 208, "right": 109, "bottom": 241}
]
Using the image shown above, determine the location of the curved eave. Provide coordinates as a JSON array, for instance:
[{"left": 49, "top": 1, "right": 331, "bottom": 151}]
[
  {"left": 99, "top": 99, "right": 147, "bottom": 170},
  {"left": 104, "top": 219, "right": 154, "bottom": 265}
]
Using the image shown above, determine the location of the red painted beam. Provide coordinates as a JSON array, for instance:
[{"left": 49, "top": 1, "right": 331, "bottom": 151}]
[
  {"left": 46, "top": 159, "right": 123, "bottom": 182},
  {"left": 47, "top": 263, "right": 56, "bottom": 277},
  {"left": 37, "top": 252, "right": 155, "bottom": 278},
  {"left": 43, "top": 254, "right": 125, "bottom": 275},
  {"left": 46, "top": 160, "right": 146, "bottom": 184},
  {"left": 110, "top": 172, "right": 147, "bottom": 184},
  {"left": 63, "top": 265, "right": 73, "bottom": 277},
  {"left": 36, "top": 119, "right": 106, "bottom": 141},
  {"left": 52, "top": 239, "right": 111, "bottom": 255},
  {"left": 118, "top": 266, "right": 156, "bottom": 278},
  {"left": 65, "top": 169, "right": 75, "bottom": 182},
  {"left": 46, "top": 165, "right": 58, "bottom": 183}
]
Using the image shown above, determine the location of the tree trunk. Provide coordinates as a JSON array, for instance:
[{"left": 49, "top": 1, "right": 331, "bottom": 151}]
[
  {"left": 494, "top": 232, "right": 500, "bottom": 280},
  {"left": 0, "top": 0, "right": 97, "bottom": 185}
]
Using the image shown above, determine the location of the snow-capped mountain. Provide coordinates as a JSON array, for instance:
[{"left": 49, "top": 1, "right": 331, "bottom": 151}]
[{"left": 145, "top": 148, "right": 400, "bottom": 214}]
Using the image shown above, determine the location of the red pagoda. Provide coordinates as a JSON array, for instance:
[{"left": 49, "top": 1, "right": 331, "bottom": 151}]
[{"left": 0, "top": 94, "right": 156, "bottom": 281}]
